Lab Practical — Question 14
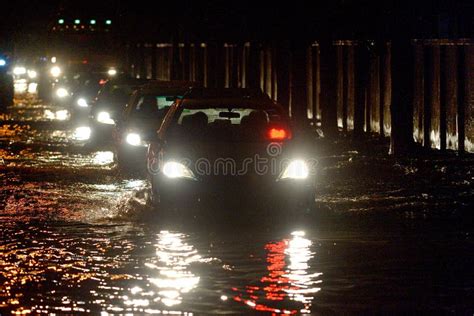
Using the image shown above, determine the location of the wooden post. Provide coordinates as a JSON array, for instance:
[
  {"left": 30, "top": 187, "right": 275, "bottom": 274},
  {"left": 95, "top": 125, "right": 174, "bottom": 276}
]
[
  {"left": 354, "top": 42, "right": 370, "bottom": 137},
  {"left": 232, "top": 45, "right": 240, "bottom": 88},
  {"left": 430, "top": 45, "right": 441, "bottom": 149},
  {"left": 336, "top": 44, "right": 344, "bottom": 131},
  {"left": 423, "top": 44, "right": 433, "bottom": 149},
  {"left": 464, "top": 45, "right": 473, "bottom": 153},
  {"left": 183, "top": 43, "right": 190, "bottom": 81},
  {"left": 271, "top": 44, "right": 277, "bottom": 100},
  {"left": 216, "top": 43, "right": 226, "bottom": 88},
  {"left": 413, "top": 42, "right": 424, "bottom": 144},
  {"left": 290, "top": 43, "right": 309, "bottom": 124},
  {"left": 343, "top": 45, "right": 350, "bottom": 132},
  {"left": 224, "top": 45, "right": 230, "bottom": 87},
  {"left": 306, "top": 45, "right": 314, "bottom": 121},
  {"left": 206, "top": 43, "right": 216, "bottom": 88},
  {"left": 443, "top": 45, "right": 458, "bottom": 150},
  {"left": 440, "top": 45, "right": 447, "bottom": 151},
  {"left": 320, "top": 41, "right": 338, "bottom": 136},
  {"left": 276, "top": 43, "right": 290, "bottom": 113},
  {"left": 345, "top": 45, "right": 355, "bottom": 131},
  {"left": 390, "top": 39, "right": 415, "bottom": 155},
  {"left": 369, "top": 51, "right": 381, "bottom": 134},
  {"left": 202, "top": 44, "right": 208, "bottom": 87},
  {"left": 312, "top": 44, "right": 321, "bottom": 123},
  {"left": 457, "top": 44, "right": 470, "bottom": 152},
  {"left": 151, "top": 44, "right": 157, "bottom": 80},
  {"left": 247, "top": 43, "right": 260, "bottom": 89},
  {"left": 139, "top": 43, "right": 146, "bottom": 79},
  {"left": 382, "top": 42, "right": 392, "bottom": 137}
]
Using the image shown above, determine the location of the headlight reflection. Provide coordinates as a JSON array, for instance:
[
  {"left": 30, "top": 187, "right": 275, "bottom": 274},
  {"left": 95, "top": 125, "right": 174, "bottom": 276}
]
[
  {"left": 143, "top": 231, "right": 201, "bottom": 308},
  {"left": 73, "top": 126, "right": 91, "bottom": 141}
]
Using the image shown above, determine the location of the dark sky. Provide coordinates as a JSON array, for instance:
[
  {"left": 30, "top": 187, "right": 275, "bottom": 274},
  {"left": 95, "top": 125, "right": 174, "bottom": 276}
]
[{"left": 1, "top": 0, "right": 472, "bottom": 47}]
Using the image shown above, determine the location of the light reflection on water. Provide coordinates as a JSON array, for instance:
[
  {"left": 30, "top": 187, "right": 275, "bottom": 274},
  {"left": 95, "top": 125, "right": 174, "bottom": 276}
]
[
  {"left": 0, "top": 222, "right": 323, "bottom": 314},
  {"left": 44, "top": 109, "right": 70, "bottom": 121},
  {"left": 93, "top": 151, "right": 115, "bottom": 166},
  {"left": 232, "top": 231, "right": 322, "bottom": 314}
]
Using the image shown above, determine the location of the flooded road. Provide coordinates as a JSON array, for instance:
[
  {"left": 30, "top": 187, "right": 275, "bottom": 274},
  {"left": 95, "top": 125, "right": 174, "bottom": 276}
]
[{"left": 1, "top": 96, "right": 473, "bottom": 314}]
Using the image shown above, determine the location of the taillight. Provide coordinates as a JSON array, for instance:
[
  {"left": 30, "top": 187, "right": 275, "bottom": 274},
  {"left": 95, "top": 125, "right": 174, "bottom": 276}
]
[{"left": 268, "top": 127, "right": 291, "bottom": 140}]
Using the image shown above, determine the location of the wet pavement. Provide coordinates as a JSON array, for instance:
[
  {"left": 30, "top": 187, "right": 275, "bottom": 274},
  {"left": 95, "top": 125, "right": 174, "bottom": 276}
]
[{"left": 1, "top": 95, "right": 474, "bottom": 314}]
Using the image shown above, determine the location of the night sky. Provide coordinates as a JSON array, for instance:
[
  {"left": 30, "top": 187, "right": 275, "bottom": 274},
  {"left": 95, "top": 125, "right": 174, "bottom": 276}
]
[{"left": 1, "top": 0, "right": 473, "bottom": 48}]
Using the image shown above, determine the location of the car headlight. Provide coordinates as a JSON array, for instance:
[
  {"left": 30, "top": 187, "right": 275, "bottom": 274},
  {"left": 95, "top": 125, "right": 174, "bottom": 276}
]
[
  {"left": 56, "top": 87, "right": 69, "bottom": 98},
  {"left": 97, "top": 111, "right": 115, "bottom": 125},
  {"left": 27, "top": 70, "right": 37, "bottom": 79},
  {"left": 107, "top": 68, "right": 117, "bottom": 76},
  {"left": 126, "top": 133, "right": 142, "bottom": 146},
  {"left": 50, "top": 66, "right": 61, "bottom": 77},
  {"left": 73, "top": 126, "right": 91, "bottom": 141},
  {"left": 279, "top": 160, "right": 309, "bottom": 180},
  {"left": 13, "top": 66, "right": 26, "bottom": 75},
  {"left": 162, "top": 161, "right": 196, "bottom": 180},
  {"left": 77, "top": 98, "right": 88, "bottom": 107}
]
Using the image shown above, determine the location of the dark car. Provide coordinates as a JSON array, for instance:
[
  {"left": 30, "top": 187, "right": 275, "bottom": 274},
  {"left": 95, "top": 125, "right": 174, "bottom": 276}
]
[
  {"left": 113, "top": 81, "right": 194, "bottom": 169},
  {"left": 71, "top": 72, "right": 106, "bottom": 114},
  {"left": 50, "top": 64, "right": 107, "bottom": 108},
  {"left": 147, "top": 88, "right": 316, "bottom": 212},
  {"left": 89, "top": 76, "right": 149, "bottom": 141}
]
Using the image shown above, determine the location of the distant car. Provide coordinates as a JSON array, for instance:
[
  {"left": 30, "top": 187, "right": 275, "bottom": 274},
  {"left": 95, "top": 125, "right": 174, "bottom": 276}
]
[
  {"left": 147, "top": 88, "right": 316, "bottom": 212},
  {"left": 71, "top": 72, "right": 106, "bottom": 115},
  {"left": 89, "top": 76, "right": 149, "bottom": 141},
  {"left": 114, "top": 81, "right": 194, "bottom": 169},
  {"left": 50, "top": 64, "right": 108, "bottom": 110}
]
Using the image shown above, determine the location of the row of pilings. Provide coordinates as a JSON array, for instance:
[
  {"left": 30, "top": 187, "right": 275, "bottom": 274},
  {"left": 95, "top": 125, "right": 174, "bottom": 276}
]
[{"left": 124, "top": 40, "right": 473, "bottom": 154}]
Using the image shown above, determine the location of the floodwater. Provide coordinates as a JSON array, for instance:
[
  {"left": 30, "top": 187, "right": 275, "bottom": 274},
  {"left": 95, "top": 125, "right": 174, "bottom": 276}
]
[{"left": 1, "top": 96, "right": 473, "bottom": 314}]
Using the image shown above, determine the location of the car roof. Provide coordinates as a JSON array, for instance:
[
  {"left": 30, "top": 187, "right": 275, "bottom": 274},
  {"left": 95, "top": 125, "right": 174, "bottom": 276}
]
[
  {"left": 137, "top": 80, "right": 197, "bottom": 95},
  {"left": 180, "top": 98, "right": 283, "bottom": 112},
  {"left": 104, "top": 76, "right": 149, "bottom": 86},
  {"left": 184, "top": 87, "right": 269, "bottom": 99}
]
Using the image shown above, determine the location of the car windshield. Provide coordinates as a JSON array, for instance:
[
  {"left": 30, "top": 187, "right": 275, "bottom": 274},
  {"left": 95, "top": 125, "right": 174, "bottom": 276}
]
[
  {"left": 98, "top": 84, "right": 137, "bottom": 106},
  {"left": 131, "top": 95, "right": 178, "bottom": 119},
  {"left": 168, "top": 105, "right": 285, "bottom": 142}
]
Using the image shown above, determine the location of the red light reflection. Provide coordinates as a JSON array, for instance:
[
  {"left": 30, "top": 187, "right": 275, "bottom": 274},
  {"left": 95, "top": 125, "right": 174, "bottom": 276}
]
[{"left": 231, "top": 233, "right": 321, "bottom": 314}]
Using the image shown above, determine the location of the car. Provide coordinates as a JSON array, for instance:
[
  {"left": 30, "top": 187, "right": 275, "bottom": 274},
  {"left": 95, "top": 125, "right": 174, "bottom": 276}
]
[
  {"left": 70, "top": 72, "right": 107, "bottom": 116},
  {"left": 113, "top": 81, "right": 195, "bottom": 169},
  {"left": 147, "top": 88, "right": 316, "bottom": 213},
  {"left": 89, "top": 76, "right": 150, "bottom": 141},
  {"left": 50, "top": 64, "right": 108, "bottom": 110}
]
